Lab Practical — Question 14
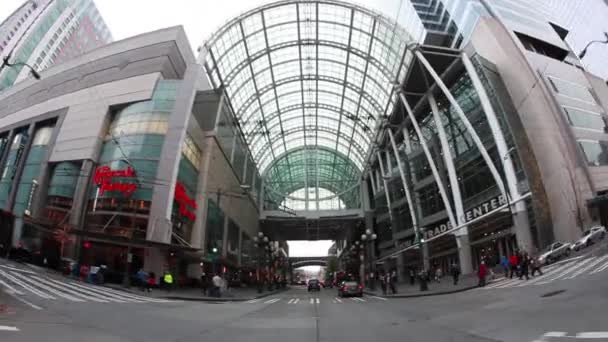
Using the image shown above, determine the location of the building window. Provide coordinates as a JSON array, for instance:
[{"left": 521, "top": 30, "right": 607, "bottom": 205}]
[
  {"left": 548, "top": 76, "right": 596, "bottom": 104},
  {"left": 578, "top": 140, "right": 608, "bottom": 166},
  {"left": 417, "top": 183, "right": 445, "bottom": 217},
  {"left": 563, "top": 107, "right": 606, "bottom": 131}
]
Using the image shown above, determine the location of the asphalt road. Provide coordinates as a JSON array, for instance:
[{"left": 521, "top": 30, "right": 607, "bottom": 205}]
[{"left": 1, "top": 256, "right": 608, "bottom": 342}]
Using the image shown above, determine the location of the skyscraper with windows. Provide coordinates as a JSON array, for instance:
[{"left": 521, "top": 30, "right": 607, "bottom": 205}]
[{"left": 0, "top": 0, "right": 112, "bottom": 90}]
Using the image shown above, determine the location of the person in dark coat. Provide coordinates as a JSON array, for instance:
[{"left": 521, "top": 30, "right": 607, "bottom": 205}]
[
  {"left": 379, "top": 271, "right": 387, "bottom": 295},
  {"left": 519, "top": 252, "right": 530, "bottom": 280},
  {"left": 451, "top": 262, "right": 461, "bottom": 285}
]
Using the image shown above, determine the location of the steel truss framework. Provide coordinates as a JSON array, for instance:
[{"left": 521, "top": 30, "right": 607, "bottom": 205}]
[{"left": 203, "top": 0, "right": 416, "bottom": 210}]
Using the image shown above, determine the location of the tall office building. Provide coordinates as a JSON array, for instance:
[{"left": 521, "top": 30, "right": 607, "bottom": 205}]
[
  {"left": 0, "top": 0, "right": 112, "bottom": 89},
  {"left": 536, "top": 0, "right": 608, "bottom": 80}
]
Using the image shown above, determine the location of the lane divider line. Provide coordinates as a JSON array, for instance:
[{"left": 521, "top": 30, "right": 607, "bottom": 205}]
[{"left": 0, "top": 326, "right": 19, "bottom": 331}]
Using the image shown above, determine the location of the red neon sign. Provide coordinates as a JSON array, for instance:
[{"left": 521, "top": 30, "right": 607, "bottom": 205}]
[
  {"left": 175, "top": 182, "right": 197, "bottom": 220},
  {"left": 94, "top": 166, "right": 137, "bottom": 197}
]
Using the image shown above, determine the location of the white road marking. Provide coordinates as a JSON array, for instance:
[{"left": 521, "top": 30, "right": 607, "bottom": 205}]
[
  {"left": 352, "top": 297, "right": 365, "bottom": 302},
  {"left": 543, "top": 332, "right": 567, "bottom": 337},
  {"left": 590, "top": 259, "right": 608, "bottom": 274},
  {"left": 371, "top": 296, "right": 387, "bottom": 301},
  {"left": 575, "top": 332, "right": 608, "bottom": 338},
  {"left": 264, "top": 298, "right": 280, "bottom": 304},
  {"left": 0, "top": 326, "right": 19, "bottom": 331},
  {"left": 540, "top": 257, "right": 597, "bottom": 283},
  {"left": 246, "top": 299, "right": 260, "bottom": 303},
  {"left": 316, "top": 298, "right": 320, "bottom": 304},
  {"left": 0, "top": 279, "right": 25, "bottom": 295},
  {"left": 31, "top": 276, "right": 108, "bottom": 303},
  {"left": 3, "top": 290, "right": 42, "bottom": 310},
  {"left": 61, "top": 282, "right": 142, "bottom": 303},
  {"left": 309, "top": 298, "right": 314, "bottom": 304},
  {"left": 0, "top": 270, "right": 54, "bottom": 299},
  {"left": 10, "top": 272, "right": 84, "bottom": 302},
  {"left": 43, "top": 278, "right": 126, "bottom": 303},
  {"left": 293, "top": 298, "right": 299, "bottom": 304},
  {"left": 515, "top": 261, "right": 578, "bottom": 287},
  {"left": 334, "top": 297, "right": 342, "bottom": 303},
  {"left": 287, "top": 298, "right": 295, "bottom": 304},
  {"left": 74, "top": 283, "right": 170, "bottom": 303},
  {"left": 566, "top": 255, "right": 608, "bottom": 279},
  {"left": 0, "top": 265, "right": 35, "bottom": 274}
]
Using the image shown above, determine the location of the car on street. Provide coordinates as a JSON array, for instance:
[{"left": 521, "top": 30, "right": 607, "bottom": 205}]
[
  {"left": 570, "top": 226, "right": 606, "bottom": 251},
  {"left": 337, "top": 281, "right": 363, "bottom": 297},
  {"left": 538, "top": 241, "right": 572, "bottom": 265},
  {"left": 308, "top": 278, "right": 321, "bottom": 292}
]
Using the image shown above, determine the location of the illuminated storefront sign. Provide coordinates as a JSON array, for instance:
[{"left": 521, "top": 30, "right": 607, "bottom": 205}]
[
  {"left": 93, "top": 166, "right": 137, "bottom": 196},
  {"left": 175, "top": 182, "right": 197, "bottom": 220}
]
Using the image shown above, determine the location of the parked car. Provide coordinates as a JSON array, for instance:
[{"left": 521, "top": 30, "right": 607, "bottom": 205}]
[
  {"left": 337, "top": 281, "right": 363, "bottom": 297},
  {"left": 538, "top": 242, "right": 572, "bottom": 265},
  {"left": 308, "top": 278, "right": 321, "bottom": 292},
  {"left": 571, "top": 226, "right": 606, "bottom": 251}
]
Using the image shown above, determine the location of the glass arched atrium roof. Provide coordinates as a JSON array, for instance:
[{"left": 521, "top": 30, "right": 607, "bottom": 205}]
[{"left": 203, "top": 0, "right": 416, "bottom": 210}]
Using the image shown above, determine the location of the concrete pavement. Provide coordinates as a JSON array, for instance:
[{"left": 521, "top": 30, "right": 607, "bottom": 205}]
[{"left": 2, "top": 268, "right": 608, "bottom": 341}]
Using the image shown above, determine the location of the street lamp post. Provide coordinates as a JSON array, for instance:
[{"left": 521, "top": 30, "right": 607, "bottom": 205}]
[
  {"left": 360, "top": 229, "right": 377, "bottom": 290},
  {"left": 253, "top": 232, "right": 272, "bottom": 293},
  {"left": 1, "top": 55, "right": 41, "bottom": 81},
  {"left": 578, "top": 32, "right": 608, "bottom": 60}
]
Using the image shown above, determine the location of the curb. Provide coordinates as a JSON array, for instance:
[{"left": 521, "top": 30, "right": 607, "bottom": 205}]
[
  {"left": 363, "top": 284, "right": 478, "bottom": 299},
  {"left": 162, "top": 287, "right": 289, "bottom": 302}
]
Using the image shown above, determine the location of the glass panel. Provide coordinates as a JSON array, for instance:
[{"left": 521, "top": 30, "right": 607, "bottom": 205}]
[{"left": 579, "top": 140, "right": 608, "bottom": 166}]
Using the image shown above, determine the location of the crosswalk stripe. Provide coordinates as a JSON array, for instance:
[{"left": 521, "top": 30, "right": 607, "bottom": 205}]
[
  {"left": 485, "top": 277, "right": 521, "bottom": 289},
  {"left": 334, "top": 297, "right": 342, "bottom": 303},
  {"left": 293, "top": 298, "right": 299, "bottom": 304},
  {"left": 0, "top": 325, "right": 19, "bottom": 331},
  {"left": 44, "top": 279, "right": 126, "bottom": 303},
  {"left": 0, "top": 279, "right": 25, "bottom": 295},
  {"left": 371, "top": 296, "right": 387, "bottom": 301},
  {"left": 515, "top": 260, "right": 578, "bottom": 287},
  {"left": 74, "top": 283, "right": 170, "bottom": 303},
  {"left": 539, "top": 257, "right": 597, "bottom": 283},
  {"left": 565, "top": 255, "right": 608, "bottom": 279},
  {"left": 309, "top": 298, "right": 314, "bottom": 304},
  {"left": 316, "top": 298, "right": 320, "bottom": 304},
  {"left": 264, "top": 298, "right": 280, "bottom": 304},
  {"left": 352, "top": 297, "right": 365, "bottom": 302},
  {"left": 288, "top": 298, "right": 295, "bottom": 304},
  {"left": 0, "top": 270, "right": 54, "bottom": 299},
  {"left": 9, "top": 272, "right": 84, "bottom": 302},
  {"left": 30, "top": 276, "right": 108, "bottom": 303},
  {"left": 0, "top": 265, "right": 35, "bottom": 274},
  {"left": 40, "top": 277, "right": 122, "bottom": 303},
  {"left": 60, "top": 281, "right": 142, "bottom": 303},
  {"left": 590, "top": 259, "right": 608, "bottom": 274},
  {"left": 246, "top": 299, "right": 260, "bottom": 303}
]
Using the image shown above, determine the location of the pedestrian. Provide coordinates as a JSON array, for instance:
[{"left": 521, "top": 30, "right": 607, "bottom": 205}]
[
  {"left": 434, "top": 267, "right": 442, "bottom": 283},
  {"left": 531, "top": 256, "right": 543, "bottom": 277},
  {"left": 212, "top": 273, "right": 223, "bottom": 297},
  {"left": 451, "top": 262, "right": 460, "bottom": 285},
  {"left": 519, "top": 252, "right": 530, "bottom": 280},
  {"left": 163, "top": 270, "right": 174, "bottom": 292},
  {"left": 136, "top": 268, "right": 148, "bottom": 291},
  {"left": 409, "top": 267, "right": 415, "bottom": 286},
  {"left": 201, "top": 273, "right": 209, "bottom": 295},
  {"left": 500, "top": 255, "right": 509, "bottom": 278},
  {"left": 389, "top": 270, "right": 397, "bottom": 294},
  {"left": 147, "top": 272, "right": 156, "bottom": 292},
  {"left": 379, "top": 271, "right": 387, "bottom": 295},
  {"left": 478, "top": 261, "right": 487, "bottom": 287},
  {"left": 508, "top": 253, "right": 519, "bottom": 279}
]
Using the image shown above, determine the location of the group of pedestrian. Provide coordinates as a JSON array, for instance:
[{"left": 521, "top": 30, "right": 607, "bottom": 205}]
[
  {"left": 379, "top": 270, "right": 398, "bottom": 295},
  {"left": 201, "top": 272, "right": 226, "bottom": 297},
  {"left": 136, "top": 269, "right": 158, "bottom": 292},
  {"left": 477, "top": 250, "right": 543, "bottom": 287}
]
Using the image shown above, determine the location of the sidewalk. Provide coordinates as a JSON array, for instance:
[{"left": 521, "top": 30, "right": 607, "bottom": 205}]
[
  {"left": 103, "top": 283, "right": 288, "bottom": 302},
  {"left": 364, "top": 274, "right": 481, "bottom": 298}
]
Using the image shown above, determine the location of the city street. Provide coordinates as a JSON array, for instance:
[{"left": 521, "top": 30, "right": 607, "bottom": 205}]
[{"left": 2, "top": 257, "right": 608, "bottom": 342}]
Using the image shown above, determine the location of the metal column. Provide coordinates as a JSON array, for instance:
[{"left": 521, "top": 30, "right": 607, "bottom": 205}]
[
  {"left": 429, "top": 94, "right": 472, "bottom": 274},
  {"left": 415, "top": 51, "right": 507, "bottom": 200},
  {"left": 398, "top": 92, "right": 456, "bottom": 228},
  {"left": 461, "top": 53, "right": 533, "bottom": 252},
  {"left": 387, "top": 130, "right": 419, "bottom": 238},
  {"left": 377, "top": 151, "right": 393, "bottom": 222}
]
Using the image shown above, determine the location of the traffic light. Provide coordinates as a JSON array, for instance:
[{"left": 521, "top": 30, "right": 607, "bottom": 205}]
[{"left": 83, "top": 241, "right": 91, "bottom": 249}]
